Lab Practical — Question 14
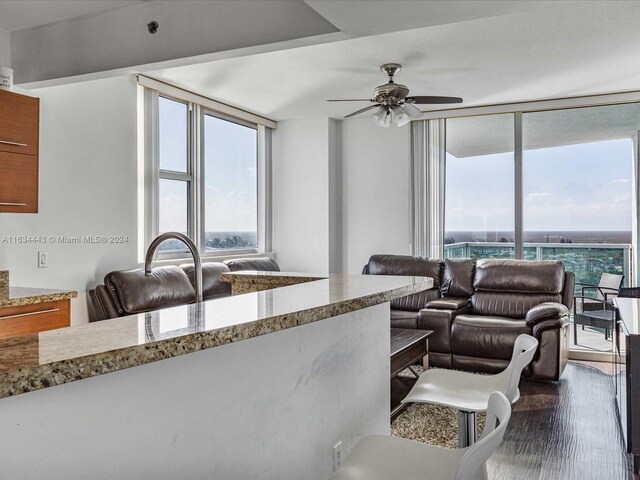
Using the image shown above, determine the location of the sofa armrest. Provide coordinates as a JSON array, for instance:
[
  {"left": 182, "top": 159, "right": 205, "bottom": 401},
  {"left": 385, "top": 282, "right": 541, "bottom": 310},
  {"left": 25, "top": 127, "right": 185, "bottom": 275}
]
[
  {"left": 418, "top": 305, "right": 471, "bottom": 354},
  {"left": 425, "top": 297, "right": 470, "bottom": 311},
  {"left": 525, "top": 302, "right": 569, "bottom": 327}
]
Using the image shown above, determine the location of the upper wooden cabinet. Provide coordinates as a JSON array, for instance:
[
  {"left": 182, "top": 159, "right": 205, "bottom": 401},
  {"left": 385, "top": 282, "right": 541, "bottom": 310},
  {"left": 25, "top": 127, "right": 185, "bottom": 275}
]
[
  {"left": 0, "top": 89, "right": 39, "bottom": 156},
  {"left": 0, "top": 89, "right": 39, "bottom": 213}
]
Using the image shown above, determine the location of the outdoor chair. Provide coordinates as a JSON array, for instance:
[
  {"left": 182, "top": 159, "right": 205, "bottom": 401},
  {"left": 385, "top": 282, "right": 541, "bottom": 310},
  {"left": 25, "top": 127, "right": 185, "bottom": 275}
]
[{"left": 573, "top": 272, "right": 624, "bottom": 343}]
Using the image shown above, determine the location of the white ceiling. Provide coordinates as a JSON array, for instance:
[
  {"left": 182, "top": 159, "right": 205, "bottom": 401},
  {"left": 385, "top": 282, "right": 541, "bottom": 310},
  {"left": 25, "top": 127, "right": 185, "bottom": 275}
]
[
  {"left": 447, "top": 103, "right": 640, "bottom": 158},
  {"left": 147, "top": 1, "right": 640, "bottom": 121},
  {"left": 0, "top": 0, "right": 145, "bottom": 32},
  {"left": 304, "top": 0, "right": 571, "bottom": 37}
]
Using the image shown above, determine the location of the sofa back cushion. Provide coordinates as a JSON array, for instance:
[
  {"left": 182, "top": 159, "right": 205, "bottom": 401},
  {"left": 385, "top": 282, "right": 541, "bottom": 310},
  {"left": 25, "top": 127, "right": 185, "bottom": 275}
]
[
  {"left": 365, "top": 254, "right": 442, "bottom": 285},
  {"left": 364, "top": 254, "right": 442, "bottom": 311},
  {"left": 471, "top": 259, "right": 565, "bottom": 318},
  {"left": 440, "top": 259, "right": 476, "bottom": 297},
  {"left": 181, "top": 262, "right": 232, "bottom": 300},
  {"left": 223, "top": 257, "right": 280, "bottom": 272},
  {"left": 106, "top": 266, "right": 195, "bottom": 315}
]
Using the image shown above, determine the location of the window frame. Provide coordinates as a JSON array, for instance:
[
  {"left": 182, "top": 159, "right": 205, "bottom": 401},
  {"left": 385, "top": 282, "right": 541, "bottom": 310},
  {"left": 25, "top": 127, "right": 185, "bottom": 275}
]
[{"left": 144, "top": 86, "right": 271, "bottom": 260}]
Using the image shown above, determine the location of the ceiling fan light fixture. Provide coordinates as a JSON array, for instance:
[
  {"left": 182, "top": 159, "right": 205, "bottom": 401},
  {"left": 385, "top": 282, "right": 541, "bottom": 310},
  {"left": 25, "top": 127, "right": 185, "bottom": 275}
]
[
  {"left": 391, "top": 106, "right": 411, "bottom": 126},
  {"left": 374, "top": 106, "right": 391, "bottom": 127}
]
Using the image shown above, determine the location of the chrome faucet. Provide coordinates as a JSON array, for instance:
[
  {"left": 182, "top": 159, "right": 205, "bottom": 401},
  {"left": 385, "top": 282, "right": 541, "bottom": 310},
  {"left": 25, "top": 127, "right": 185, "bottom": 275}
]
[{"left": 144, "top": 232, "right": 203, "bottom": 303}]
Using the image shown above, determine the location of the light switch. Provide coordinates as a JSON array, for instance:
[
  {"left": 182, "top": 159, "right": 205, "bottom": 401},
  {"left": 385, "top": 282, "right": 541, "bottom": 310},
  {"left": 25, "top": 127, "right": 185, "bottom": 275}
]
[{"left": 38, "top": 251, "right": 47, "bottom": 268}]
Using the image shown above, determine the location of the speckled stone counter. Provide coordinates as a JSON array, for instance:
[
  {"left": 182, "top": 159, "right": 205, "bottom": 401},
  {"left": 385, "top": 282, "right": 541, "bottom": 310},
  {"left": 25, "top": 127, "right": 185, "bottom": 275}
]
[
  {"left": 220, "top": 270, "right": 325, "bottom": 295},
  {"left": 0, "top": 271, "right": 8, "bottom": 298},
  {"left": 0, "top": 286, "right": 77, "bottom": 307},
  {"left": 0, "top": 274, "right": 433, "bottom": 400}
]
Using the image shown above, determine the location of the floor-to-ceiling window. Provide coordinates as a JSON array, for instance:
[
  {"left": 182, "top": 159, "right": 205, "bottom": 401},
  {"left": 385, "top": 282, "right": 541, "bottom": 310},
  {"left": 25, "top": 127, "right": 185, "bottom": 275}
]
[
  {"left": 444, "top": 114, "right": 516, "bottom": 259},
  {"left": 434, "top": 98, "right": 639, "bottom": 356}
]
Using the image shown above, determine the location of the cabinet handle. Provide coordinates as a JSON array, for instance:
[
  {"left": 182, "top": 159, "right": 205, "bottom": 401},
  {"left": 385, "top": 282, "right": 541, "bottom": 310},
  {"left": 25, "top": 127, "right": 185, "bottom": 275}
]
[
  {"left": 0, "top": 140, "right": 28, "bottom": 147},
  {"left": 0, "top": 308, "right": 60, "bottom": 320},
  {"left": 0, "top": 202, "right": 27, "bottom": 206}
]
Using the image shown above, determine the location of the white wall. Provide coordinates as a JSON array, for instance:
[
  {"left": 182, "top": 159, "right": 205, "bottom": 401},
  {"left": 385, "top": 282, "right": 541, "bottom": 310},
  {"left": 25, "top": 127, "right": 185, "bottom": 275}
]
[
  {"left": 0, "top": 28, "right": 10, "bottom": 67},
  {"left": 340, "top": 118, "right": 412, "bottom": 273},
  {"left": 272, "top": 118, "right": 331, "bottom": 274},
  {"left": 272, "top": 116, "right": 411, "bottom": 275},
  {"left": 0, "top": 75, "right": 139, "bottom": 324}
]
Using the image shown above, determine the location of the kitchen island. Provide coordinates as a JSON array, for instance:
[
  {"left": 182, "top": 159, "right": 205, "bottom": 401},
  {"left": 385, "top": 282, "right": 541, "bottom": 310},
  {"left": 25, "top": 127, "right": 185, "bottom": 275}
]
[{"left": 0, "top": 273, "right": 432, "bottom": 480}]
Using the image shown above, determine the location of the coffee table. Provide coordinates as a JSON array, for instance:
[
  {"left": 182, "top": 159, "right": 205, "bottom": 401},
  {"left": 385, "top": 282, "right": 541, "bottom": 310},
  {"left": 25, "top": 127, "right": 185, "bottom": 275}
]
[{"left": 390, "top": 328, "right": 433, "bottom": 419}]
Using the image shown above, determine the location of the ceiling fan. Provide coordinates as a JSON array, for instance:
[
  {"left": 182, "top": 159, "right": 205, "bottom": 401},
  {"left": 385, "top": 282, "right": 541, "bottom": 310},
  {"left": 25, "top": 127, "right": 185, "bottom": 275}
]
[{"left": 327, "top": 63, "right": 463, "bottom": 127}]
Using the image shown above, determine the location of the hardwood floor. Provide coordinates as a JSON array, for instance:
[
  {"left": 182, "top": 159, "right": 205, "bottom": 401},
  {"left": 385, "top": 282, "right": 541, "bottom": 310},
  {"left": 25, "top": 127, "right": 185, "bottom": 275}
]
[{"left": 488, "top": 361, "right": 634, "bottom": 480}]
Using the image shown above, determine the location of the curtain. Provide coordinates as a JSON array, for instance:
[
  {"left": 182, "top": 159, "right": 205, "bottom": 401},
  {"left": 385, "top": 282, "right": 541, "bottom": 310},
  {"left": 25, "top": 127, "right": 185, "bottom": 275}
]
[{"left": 410, "top": 120, "right": 446, "bottom": 259}]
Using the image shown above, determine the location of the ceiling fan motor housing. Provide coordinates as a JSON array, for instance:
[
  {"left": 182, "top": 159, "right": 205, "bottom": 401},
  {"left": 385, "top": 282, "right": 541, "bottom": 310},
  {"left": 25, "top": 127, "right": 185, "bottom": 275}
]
[{"left": 374, "top": 83, "right": 410, "bottom": 105}]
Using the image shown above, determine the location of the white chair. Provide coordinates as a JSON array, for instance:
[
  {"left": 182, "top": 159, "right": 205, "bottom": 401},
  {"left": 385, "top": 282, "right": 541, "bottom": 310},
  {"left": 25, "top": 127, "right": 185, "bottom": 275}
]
[
  {"left": 402, "top": 334, "right": 538, "bottom": 447},
  {"left": 329, "top": 391, "right": 511, "bottom": 480}
]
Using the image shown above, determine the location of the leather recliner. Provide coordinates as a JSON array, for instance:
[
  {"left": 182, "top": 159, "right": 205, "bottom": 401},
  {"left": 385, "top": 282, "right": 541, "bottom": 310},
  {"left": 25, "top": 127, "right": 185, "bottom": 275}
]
[
  {"left": 89, "top": 257, "right": 280, "bottom": 322},
  {"left": 362, "top": 254, "right": 443, "bottom": 329},
  {"left": 363, "top": 255, "right": 574, "bottom": 381}
]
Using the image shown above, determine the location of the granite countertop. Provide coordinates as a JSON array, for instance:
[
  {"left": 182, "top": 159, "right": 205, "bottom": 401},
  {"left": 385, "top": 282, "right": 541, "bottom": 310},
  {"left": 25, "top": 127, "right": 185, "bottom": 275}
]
[
  {"left": 0, "top": 287, "right": 78, "bottom": 308},
  {"left": 0, "top": 274, "right": 433, "bottom": 399}
]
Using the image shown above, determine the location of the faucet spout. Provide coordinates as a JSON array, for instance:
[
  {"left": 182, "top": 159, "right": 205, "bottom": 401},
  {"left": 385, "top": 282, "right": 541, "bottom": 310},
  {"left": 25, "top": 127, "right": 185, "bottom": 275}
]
[{"left": 144, "top": 232, "right": 203, "bottom": 303}]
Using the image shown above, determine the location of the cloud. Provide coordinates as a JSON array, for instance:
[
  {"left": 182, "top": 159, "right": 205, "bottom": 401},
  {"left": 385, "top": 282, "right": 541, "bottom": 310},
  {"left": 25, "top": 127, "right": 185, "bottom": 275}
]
[{"left": 610, "top": 178, "right": 630, "bottom": 184}]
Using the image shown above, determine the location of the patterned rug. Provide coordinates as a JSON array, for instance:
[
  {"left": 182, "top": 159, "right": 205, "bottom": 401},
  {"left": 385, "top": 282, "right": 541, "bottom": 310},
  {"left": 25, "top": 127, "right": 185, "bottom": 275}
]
[{"left": 391, "top": 367, "right": 486, "bottom": 448}]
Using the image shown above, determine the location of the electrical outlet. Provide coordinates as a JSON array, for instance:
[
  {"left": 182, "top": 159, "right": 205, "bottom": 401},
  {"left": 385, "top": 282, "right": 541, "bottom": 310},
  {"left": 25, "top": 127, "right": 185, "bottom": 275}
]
[
  {"left": 333, "top": 441, "right": 342, "bottom": 472},
  {"left": 38, "top": 251, "right": 47, "bottom": 268}
]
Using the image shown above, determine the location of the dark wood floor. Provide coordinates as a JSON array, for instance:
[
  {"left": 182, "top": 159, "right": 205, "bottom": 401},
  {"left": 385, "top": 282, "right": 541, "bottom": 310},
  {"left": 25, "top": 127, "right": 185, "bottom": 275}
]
[{"left": 488, "top": 361, "right": 634, "bottom": 480}]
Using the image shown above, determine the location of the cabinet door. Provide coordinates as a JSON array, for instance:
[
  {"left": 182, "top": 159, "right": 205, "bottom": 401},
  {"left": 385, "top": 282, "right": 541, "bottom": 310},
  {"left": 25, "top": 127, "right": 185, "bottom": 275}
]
[
  {"left": 0, "top": 151, "right": 38, "bottom": 213},
  {"left": 0, "top": 89, "right": 39, "bottom": 156},
  {"left": 0, "top": 300, "right": 70, "bottom": 339}
]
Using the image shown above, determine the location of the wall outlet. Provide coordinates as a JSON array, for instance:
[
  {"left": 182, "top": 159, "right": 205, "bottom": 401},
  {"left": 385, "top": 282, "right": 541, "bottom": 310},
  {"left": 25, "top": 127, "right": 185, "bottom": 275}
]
[
  {"left": 38, "top": 251, "right": 47, "bottom": 268},
  {"left": 333, "top": 441, "right": 342, "bottom": 472}
]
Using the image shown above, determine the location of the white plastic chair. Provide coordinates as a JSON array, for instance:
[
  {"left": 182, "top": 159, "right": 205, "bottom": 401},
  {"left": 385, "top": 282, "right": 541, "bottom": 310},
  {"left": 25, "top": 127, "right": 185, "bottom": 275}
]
[
  {"left": 402, "top": 334, "right": 538, "bottom": 447},
  {"left": 329, "top": 391, "right": 511, "bottom": 480}
]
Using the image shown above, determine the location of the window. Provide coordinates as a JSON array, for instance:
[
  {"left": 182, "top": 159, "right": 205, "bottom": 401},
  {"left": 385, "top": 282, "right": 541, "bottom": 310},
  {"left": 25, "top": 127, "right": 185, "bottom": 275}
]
[
  {"left": 444, "top": 114, "right": 515, "bottom": 260},
  {"left": 144, "top": 85, "right": 271, "bottom": 257}
]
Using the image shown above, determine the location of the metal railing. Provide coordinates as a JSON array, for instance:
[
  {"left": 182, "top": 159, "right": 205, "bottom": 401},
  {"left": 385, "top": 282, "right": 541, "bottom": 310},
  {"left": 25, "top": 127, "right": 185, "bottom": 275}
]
[{"left": 444, "top": 242, "right": 633, "bottom": 288}]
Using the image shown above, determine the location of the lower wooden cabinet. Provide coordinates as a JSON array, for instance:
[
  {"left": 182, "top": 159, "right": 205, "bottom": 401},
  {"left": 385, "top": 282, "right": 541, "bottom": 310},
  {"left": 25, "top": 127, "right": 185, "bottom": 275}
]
[
  {"left": 0, "top": 151, "right": 38, "bottom": 213},
  {"left": 0, "top": 300, "right": 70, "bottom": 339}
]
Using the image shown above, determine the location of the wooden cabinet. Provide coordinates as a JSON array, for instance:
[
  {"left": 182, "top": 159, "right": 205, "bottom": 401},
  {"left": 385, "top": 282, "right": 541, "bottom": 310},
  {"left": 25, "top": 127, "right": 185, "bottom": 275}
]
[
  {"left": 0, "top": 300, "right": 70, "bottom": 339},
  {"left": 0, "top": 89, "right": 39, "bottom": 213}
]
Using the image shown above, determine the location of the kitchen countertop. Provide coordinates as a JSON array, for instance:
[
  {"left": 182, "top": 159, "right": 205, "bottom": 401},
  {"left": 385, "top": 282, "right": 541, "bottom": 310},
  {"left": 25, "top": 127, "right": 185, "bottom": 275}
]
[
  {"left": 0, "top": 274, "right": 433, "bottom": 400},
  {"left": 0, "top": 286, "right": 78, "bottom": 308},
  {"left": 219, "top": 270, "right": 326, "bottom": 294}
]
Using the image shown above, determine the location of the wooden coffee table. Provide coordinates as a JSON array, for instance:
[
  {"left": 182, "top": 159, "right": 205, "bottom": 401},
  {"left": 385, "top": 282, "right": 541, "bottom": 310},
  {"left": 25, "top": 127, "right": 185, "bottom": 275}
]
[{"left": 390, "top": 328, "right": 433, "bottom": 419}]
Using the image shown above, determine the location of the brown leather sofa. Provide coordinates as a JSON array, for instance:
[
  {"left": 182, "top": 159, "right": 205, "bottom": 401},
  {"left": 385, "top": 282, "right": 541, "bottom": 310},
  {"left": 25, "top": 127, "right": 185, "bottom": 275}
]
[
  {"left": 89, "top": 257, "right": 280, "bottom": 322},
  {"left": 363, "top": 255, "right": 574, "bottom": 381}
]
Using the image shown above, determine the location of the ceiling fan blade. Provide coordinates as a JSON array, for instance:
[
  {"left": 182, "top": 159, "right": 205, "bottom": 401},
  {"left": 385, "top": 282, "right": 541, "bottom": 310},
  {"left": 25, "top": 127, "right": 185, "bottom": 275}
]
[
  {"left": 344, "top": 104, "right": 380, "bottom": 118},
  {"left": 326, "top": 99, "right": 374, "bottom": 102},
  {"left": 402, "top": 102, "right": 423, "bottom": 118},
  {"left": 407, "top": 96, "right": 463, "bottom": 104}
]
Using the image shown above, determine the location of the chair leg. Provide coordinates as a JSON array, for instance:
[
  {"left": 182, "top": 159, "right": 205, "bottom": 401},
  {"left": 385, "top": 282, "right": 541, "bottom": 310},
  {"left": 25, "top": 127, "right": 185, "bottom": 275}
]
[
  {"left": 458, "top": 410, "right": 477, "bottom": 448},
  {"left": 574, "top": 321, "right": 578, "bottom": 346}
]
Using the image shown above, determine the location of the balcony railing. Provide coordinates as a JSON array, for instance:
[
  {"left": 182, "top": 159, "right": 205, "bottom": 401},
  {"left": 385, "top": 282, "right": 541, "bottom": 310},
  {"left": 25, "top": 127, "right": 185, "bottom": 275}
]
[{"left": 444, "top": 242, "right": 632, "bottom": 289}]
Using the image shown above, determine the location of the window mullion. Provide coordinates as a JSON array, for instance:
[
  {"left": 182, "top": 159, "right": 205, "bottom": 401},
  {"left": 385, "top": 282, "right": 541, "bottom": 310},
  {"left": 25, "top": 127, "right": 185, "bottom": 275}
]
[{"left": 514, "top": 112, "right": 523, "bottom": 260}]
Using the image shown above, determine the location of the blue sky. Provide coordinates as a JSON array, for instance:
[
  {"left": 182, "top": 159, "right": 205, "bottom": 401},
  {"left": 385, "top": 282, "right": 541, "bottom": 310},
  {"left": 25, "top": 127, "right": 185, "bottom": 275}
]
[
  {"left": 446, "top": 138, "right": 633, "bottom": 232},
  {"left": 158, "top": 97, "right": 258, "bottom": 234}
]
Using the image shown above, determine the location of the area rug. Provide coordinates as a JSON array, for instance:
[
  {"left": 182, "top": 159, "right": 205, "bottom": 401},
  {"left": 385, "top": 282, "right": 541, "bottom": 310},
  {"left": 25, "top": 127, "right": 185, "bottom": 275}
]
[{"left": 391, "top": 367, "right": 485, "bottom": 449}]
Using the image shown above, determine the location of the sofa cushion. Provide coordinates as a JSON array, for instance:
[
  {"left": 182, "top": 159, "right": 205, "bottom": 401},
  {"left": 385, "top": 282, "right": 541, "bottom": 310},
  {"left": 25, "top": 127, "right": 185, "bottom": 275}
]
[
  {"left": 107, "top": 266, "right": 195, "bottom": 314},
  {"left": 181, "top": 262, "right": 232, "bottom": 300},
  {"left": 451, "top": 314, "right": 531, "bottom": 361},
  {"left": 471, "top": 291, "right": 562, "bottom": 319},
  {"left": 426, "top": 297, "right": 470, "bottom": 310},
  {"left": 391, "top": 288, "right": 440, "bottom": 312},
  {"left": 390, "top": 310, "right": 418, "bottom": 329},
  {"left": 223, "top": 257, "right": 280, "bottom": 272},
  {"left": 365, "top": 254, "right": 442, "bottom": 287},
  {"left": 473, "top": 259, "right": 564, "bottom": 294},
  {"left": 440, "top": 259, "right": 475, "bottom": 297}
]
